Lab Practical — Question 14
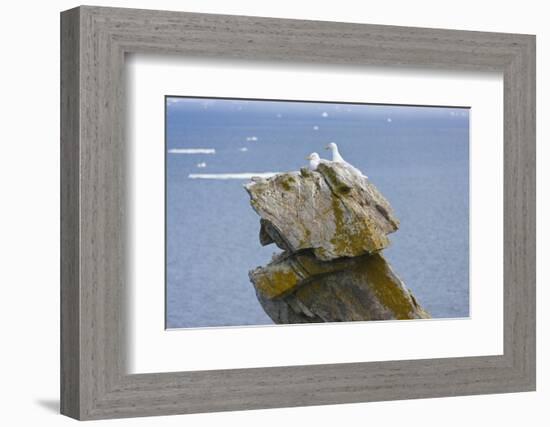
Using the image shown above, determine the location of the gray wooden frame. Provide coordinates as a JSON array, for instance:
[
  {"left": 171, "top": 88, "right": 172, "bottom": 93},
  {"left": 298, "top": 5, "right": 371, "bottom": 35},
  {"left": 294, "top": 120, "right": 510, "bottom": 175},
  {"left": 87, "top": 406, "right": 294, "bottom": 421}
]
[{"left": 60, "top": 5, "right": 536, "bottom": 420}]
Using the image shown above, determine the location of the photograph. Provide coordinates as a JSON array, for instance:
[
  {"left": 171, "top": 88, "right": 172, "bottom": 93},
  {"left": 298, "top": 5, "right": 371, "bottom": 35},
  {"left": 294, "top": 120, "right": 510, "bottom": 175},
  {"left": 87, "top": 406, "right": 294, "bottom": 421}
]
[
  {"left": 166, "top": 96, "right": 470, "bottom": 329},
  {"left": 52, "top": 3, "right": 537, "bottom": 421}
]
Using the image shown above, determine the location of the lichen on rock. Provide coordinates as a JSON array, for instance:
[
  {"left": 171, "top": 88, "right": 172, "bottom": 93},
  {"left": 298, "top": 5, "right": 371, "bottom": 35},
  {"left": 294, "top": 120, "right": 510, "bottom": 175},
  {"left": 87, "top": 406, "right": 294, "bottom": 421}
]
[
  {"left": 250, "top": 251, "right": 429, "bottom": 321},
  {"left": 245, "top": 162, "right": 399, "bottom": 261},
  {"left": 245, "top": 161, "right": 429, "bottom": 323}
]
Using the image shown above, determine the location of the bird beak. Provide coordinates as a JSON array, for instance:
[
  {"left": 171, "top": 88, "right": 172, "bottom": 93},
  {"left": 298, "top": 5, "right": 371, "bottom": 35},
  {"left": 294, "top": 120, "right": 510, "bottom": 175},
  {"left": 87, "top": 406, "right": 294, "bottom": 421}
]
[
  {"left": 324, "top": 145, "right": 330, "bottom": 150},
  {"left": 305, "top": 155, "right": 312, "bottom": 160}
]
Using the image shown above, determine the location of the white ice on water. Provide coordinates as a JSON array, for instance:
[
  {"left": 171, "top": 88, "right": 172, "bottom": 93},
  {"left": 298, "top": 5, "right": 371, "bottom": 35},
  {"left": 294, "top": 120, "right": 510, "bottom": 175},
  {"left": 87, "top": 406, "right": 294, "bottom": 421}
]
[
  {"left": 168, "top": 148, "right": 216, "bottom": 154},
  {"left": 188, "top": 172, "right": 278, "bottom": 180}
]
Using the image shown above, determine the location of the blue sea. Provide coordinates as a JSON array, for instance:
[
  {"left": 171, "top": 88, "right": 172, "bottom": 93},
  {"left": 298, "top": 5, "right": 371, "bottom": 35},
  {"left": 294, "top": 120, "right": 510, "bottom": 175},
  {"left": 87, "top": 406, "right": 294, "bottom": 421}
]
[{"left": 166, "top": 97, "right": 470, "bottom": 328}]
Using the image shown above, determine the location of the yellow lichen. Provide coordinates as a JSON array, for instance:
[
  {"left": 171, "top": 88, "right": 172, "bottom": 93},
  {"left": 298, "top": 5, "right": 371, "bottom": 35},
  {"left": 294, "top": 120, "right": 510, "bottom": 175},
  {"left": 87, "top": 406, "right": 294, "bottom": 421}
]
[
  {"left": 254, "top": 267, "right": 301, "bottom": 299},
  {"left": 359, "top": 255, "right": 415, "bottom": 319},
  {"left": 278, "top": 174, "right": 297, "bottom": 191},
  {"left": 328, "top": 194, "right": 387, "bottom": 256}
]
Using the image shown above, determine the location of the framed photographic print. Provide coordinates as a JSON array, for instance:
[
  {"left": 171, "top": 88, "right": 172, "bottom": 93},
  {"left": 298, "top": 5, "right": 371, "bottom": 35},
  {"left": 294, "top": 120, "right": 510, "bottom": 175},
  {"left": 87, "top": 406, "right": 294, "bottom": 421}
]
[{"left": 61, "top": 5, "right": 536, "bottom": 420}]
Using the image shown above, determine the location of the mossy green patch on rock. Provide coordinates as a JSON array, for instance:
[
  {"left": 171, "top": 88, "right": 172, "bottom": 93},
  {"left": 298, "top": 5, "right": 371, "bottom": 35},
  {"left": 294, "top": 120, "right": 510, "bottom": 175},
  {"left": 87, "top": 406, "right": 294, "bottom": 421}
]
[{"left": 279, "top": 174, "right": 296, "bottom": 191}]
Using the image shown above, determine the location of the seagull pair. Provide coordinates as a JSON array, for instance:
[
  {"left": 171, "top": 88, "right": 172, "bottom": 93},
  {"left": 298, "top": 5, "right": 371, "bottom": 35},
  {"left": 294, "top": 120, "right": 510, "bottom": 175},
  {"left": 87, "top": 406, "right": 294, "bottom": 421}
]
[
  {"left": 306, "top": 142, "right": 367, "bottom": 178},
  {"left": 306, "top": 142, "right": 344, "bottom": 171}
]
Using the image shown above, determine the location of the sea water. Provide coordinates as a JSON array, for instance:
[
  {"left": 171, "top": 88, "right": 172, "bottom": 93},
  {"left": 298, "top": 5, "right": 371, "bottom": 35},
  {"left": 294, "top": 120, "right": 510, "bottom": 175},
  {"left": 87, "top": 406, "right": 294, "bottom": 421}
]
[{"left": 166, "top": 98, "right": 469, "bottom": 328}]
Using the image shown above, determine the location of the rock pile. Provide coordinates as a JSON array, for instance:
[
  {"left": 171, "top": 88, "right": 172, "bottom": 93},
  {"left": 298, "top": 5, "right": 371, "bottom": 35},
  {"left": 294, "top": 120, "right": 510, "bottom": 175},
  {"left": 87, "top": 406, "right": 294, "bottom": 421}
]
[{"left": 245, "top": 162, "right": 430, "bottom": 323}]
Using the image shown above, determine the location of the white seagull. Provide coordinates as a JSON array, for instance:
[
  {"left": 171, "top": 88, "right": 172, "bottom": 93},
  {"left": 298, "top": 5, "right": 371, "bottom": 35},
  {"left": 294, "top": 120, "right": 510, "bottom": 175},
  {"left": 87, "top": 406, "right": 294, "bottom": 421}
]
[
  {"left": 306, "top": 152, "right": 322, "bottom": 171},
  {"left": 325, "top": 142, "right": 368, "bottom": 179},
  {"left": 325, "top": 142, "right": 345, "bottom": 163}
]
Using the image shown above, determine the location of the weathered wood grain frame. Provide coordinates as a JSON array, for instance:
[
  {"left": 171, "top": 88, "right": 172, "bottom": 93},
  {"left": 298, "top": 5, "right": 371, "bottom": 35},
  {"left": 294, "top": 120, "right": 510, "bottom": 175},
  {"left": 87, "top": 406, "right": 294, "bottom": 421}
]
[{"left": 60, "top": 5, "right": 536, "bottom": 420}]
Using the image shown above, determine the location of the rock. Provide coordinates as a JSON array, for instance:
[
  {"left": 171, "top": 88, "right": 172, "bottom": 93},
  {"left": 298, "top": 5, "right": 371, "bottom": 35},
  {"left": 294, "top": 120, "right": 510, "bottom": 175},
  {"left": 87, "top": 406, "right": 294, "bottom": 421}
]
[
  {"left": 250, "top": 251, "right": 430, "bottom": 322},
  {"left": 249, "top": 250, "right": 356, "bottom": 299},
  {"left": 245, "top": 160, "right": 429, "bottom": 323},
  {"left": 245, "top": 162, "right": 399, "bottom": 261}
]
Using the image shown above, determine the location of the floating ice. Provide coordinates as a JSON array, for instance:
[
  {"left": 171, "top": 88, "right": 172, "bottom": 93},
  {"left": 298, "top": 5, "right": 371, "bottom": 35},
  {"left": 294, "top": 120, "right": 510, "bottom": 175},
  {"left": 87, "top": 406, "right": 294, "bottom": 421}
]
[
  {"left": 196, "top": 162, "right": 207, "bottom": 168},
  {"left": 189, "top": 172, "right": 278, "bottom": 180},
  {"left": 168, "top": 148, "right": 216, "bottom": 154}
]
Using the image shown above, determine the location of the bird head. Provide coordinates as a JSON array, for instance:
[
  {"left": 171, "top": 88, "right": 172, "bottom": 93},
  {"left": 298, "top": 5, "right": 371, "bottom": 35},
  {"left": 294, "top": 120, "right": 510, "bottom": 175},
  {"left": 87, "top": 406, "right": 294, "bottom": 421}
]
[
  {"left": 325, "top": 142, "right": 337, "bottom": 150},
  {"left": 306, "top": 152, "right": 320, "bottom": 161}
]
